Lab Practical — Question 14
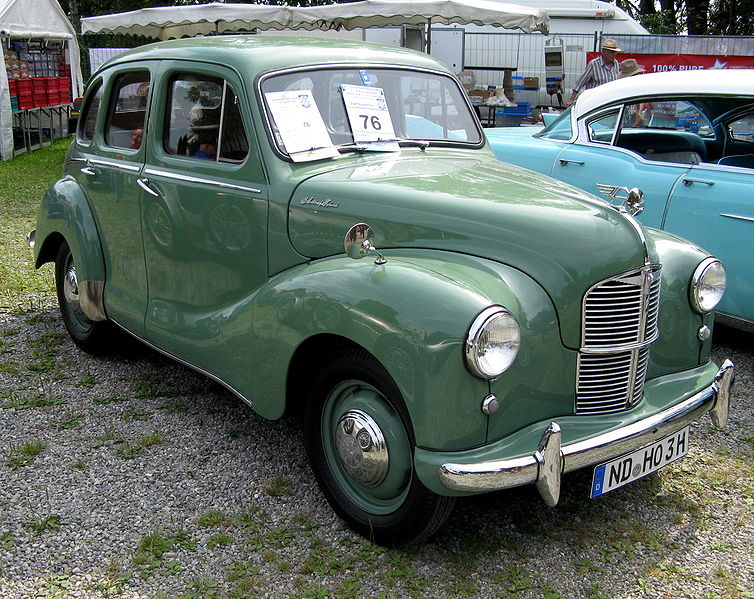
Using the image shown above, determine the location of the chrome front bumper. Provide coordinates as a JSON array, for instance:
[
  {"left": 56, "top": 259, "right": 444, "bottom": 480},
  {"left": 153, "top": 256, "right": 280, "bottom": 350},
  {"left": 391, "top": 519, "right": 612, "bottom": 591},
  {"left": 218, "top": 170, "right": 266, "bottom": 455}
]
[{"left": 439, "top": 359, "right": 734, "bottom": 506}]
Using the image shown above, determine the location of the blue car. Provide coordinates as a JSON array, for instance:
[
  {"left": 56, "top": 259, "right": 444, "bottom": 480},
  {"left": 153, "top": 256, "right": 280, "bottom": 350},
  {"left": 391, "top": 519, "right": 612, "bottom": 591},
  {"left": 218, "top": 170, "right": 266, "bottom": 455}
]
[{"left": 487, "top": 69, "right": 754, "bottom": 332}]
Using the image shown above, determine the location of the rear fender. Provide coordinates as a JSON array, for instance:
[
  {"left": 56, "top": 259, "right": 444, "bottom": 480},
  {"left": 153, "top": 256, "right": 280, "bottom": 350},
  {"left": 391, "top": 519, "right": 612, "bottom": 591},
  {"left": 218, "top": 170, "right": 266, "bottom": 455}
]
[{"left": 35, "top": 176, "right": 107, "bottom": 321}]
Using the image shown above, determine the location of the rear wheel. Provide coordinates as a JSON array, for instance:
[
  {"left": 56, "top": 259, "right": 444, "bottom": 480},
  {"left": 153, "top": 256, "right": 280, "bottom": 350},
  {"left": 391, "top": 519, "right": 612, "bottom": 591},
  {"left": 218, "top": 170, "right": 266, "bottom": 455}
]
[
  {"left": 55, "top": 241, "right": 112, "bottom": 354},
  {"left": 303, "top": 347, "right": 455, "bottom": 546}
]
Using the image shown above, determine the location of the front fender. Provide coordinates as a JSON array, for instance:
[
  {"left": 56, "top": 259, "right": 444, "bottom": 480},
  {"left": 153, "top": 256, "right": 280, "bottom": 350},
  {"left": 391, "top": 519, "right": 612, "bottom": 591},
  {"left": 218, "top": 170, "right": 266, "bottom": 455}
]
[
  {"left": 35, "top": 176, "right": 106, "bottom": 283},
  {"left": 250, "top": 250, "right": 559, "bottom": 451},
  {"left": 645, "top": 227, "right": 714, "bottom": 373}
]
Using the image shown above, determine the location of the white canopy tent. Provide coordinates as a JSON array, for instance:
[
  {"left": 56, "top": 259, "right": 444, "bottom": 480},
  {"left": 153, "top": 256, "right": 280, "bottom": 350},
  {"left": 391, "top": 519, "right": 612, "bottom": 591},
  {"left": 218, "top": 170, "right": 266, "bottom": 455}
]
[
  {"left": 0, "top": 0, "right": 85, "bottom": 159},
  {"left": 81, "top": 0, "right": 549, "bottom": 40}
]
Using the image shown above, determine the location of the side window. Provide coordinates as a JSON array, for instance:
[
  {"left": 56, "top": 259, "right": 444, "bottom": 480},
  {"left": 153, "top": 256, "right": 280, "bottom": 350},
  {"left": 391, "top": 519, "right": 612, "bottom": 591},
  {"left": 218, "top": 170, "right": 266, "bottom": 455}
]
[
  {"left": 165, "top": 74, "right": 248, "bottom": 163},
  {"left": 587, "top": 110, "right": 619, "bottom": 144},
  {"left": 729, "top": 114, "right": 754, "bottom": 142},
  {"left": 79, "top": 81, "right": 103, "bottom": 143},
  {"left": 105, "top": 72, "right": 150, "bottom": 149},
  {"left": 536, "top": 109, "right": 572, "bottom": 141}
]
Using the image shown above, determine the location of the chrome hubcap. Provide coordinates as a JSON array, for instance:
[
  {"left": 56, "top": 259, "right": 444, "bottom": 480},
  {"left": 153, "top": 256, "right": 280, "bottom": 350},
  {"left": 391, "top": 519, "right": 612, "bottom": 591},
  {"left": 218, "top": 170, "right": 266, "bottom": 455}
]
[
  {"left": 335, "top": 409, "right": 389, "bottom": 487},
  {"left": 63, "top": 265, "right": 83, "bottom": 314}
]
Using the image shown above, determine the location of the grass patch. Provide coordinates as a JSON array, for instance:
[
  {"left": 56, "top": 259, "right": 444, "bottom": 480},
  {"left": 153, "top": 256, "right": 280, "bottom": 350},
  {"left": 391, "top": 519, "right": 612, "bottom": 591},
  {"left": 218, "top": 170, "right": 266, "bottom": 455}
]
[
  {"left": 133, "top": 529, "right": 196, "bottom": 573},
  {"left": 25, "top": 515, "right": 62, "bottom": 536},
  {"left": 265, "top": 475, "right": 292, "bottom": 497},
  {"left": 0, "top": 139, "right": 67, "bottom": 312},
  {"left": 6, "top": 440, "right": 46, "bottom": 469},
  {"left": 138, "top": 432, "right": 165, "bottom": 448},
  {"left": 54, "top": 413, "right": 84, "bottom": 431}
]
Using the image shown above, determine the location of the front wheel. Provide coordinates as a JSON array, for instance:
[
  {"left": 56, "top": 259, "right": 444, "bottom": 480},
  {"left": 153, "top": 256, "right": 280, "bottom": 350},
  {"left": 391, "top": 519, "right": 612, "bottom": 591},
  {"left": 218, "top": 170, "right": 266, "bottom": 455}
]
[
  {"left": 55, "top": 241, "right": 112, "bottom": 354},
  {"left": 303, "top": 348, "right": 455, "bottom": 546}
]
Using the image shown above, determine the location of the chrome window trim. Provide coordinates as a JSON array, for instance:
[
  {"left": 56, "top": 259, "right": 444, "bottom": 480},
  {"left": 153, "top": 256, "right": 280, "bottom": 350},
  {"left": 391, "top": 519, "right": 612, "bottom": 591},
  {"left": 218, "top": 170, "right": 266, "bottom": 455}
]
[{"left": 142, "top": 167, "right": 262, "bottom": 195}]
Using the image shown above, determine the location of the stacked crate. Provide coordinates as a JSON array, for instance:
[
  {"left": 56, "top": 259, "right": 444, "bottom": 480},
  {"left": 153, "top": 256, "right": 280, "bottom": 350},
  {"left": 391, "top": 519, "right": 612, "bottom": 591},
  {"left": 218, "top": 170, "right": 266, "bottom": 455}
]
[{"left": 4, "top": 41, "right": 73, "bottom": 109}]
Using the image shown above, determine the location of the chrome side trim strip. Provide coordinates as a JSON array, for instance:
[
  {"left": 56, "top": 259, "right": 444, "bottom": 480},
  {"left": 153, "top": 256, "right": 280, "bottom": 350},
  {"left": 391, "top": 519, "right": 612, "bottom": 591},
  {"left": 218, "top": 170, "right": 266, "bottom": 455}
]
[
  {"left": 89, "top": 158, "right": 142, "bottom": 173},
  {"left": 721, "top": 213, "right": 754, "bottom": 223},
  {"left": 109, "top": 318, "right": 254, "bottom": 409},
  {"left": 439, "top": 359, "right": 734, "bottom": 498},
  {"left": 143, "top": 167, "right": 262, "bottom": 195}
]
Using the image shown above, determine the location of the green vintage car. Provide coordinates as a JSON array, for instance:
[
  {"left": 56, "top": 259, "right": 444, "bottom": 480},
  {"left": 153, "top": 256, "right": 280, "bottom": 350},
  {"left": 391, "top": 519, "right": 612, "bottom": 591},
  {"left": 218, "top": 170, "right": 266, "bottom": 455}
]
[{"left": 30, "top": 36, "right": 734, "bottom": 545}]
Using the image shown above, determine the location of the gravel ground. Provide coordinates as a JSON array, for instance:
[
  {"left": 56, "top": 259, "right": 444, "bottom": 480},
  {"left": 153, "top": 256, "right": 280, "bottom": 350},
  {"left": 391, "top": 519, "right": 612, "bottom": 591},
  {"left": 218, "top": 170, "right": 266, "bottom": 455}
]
[{"left": 0, "top": 307, "right": 752, "bottom": 599}]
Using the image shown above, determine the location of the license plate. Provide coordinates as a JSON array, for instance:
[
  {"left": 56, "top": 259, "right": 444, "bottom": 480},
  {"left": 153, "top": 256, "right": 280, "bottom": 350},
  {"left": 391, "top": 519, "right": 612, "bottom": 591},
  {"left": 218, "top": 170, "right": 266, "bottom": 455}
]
[{"left": 591, "top": 426, "right": 690, "bottom": 498}]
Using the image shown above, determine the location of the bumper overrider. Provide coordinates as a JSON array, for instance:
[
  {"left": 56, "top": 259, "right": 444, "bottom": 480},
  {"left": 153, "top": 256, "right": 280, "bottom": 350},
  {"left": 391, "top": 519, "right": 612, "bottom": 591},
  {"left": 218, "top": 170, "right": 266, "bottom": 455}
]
[{"left": 439, "top": 359, "right": 734, "bottom": 506}]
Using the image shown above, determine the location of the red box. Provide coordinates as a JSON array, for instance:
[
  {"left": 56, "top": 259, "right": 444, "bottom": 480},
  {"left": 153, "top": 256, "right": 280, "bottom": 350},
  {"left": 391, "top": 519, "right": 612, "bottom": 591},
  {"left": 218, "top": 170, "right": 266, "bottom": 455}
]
[
  {"left": 8, "top": 79, "right": 18, "bottom": 95},
  {"left": 18, "top": 93, "right": 34, "bottom": 109},
  {"left": 16, "top": 79, "right": 32, "bottom": 93}
]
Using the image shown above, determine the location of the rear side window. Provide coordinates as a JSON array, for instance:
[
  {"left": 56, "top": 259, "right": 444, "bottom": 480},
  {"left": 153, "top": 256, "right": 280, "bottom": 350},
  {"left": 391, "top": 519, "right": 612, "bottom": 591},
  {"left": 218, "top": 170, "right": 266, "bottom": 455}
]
[
  {"left": 79, "top": 81, "right": 103, "bottom": 143},
  {"left": 165, "top": 74, "right": 249, "bottom": 163},
  {"left": 105, "top": 72, "right": 150, "bottom": 149}
]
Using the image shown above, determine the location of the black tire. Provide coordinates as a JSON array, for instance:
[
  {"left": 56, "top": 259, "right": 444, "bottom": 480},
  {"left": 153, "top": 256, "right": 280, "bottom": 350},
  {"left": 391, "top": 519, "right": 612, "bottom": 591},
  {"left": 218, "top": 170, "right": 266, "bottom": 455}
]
[
  {"left": 54, "top": 241, "right": 113, "bottom": 354},
  {"left": 303, "top": 347, "right": 455, "bottom": 546}
]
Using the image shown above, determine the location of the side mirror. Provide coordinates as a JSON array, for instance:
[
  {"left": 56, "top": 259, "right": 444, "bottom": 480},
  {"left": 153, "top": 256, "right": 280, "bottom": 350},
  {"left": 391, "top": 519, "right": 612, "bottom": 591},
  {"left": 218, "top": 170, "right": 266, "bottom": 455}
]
[{"left": 344, "top": 223, "right": 387, "bottom": 265}]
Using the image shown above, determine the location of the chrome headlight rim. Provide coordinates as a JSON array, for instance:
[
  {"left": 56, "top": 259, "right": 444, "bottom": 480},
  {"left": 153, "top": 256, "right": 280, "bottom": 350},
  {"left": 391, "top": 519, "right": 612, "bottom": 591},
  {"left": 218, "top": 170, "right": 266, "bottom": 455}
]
[
  {"left": 464, "top": 306, "right": 521, "bottom": 380},
  {"left": 690, "top": 257, "right": 726, "bottom": 313}
]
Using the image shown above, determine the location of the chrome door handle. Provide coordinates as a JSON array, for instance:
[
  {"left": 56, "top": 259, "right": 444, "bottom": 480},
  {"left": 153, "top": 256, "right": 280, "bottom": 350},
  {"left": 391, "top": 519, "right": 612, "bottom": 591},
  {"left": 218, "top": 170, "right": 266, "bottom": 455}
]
[
  {"left": 683, "top": 178, "right": 715, "bottom": 186},
  {"left": 136, "top": 177, "right": 160, "bottom": 197},
  {"left": 559, "top": 159, "right": 584, "bottom": 166},
  {"left": 80, "top": 160, "right": 98, "bottom": 176}
]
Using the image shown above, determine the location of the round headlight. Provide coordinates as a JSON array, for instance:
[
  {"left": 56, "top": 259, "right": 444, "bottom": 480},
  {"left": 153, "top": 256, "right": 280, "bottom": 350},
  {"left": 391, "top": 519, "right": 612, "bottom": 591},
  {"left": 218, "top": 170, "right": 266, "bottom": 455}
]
[
  {"left": 691, "top": 258, "right": 726, "bottom": 313},
  {"left": 465, "top": 307, "right": 520, "bottom": 379}
]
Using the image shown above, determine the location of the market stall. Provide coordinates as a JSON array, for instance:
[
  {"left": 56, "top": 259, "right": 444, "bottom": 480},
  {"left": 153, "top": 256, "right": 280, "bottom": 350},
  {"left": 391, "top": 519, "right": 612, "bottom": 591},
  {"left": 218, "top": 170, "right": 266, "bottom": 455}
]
[{"left": 0, "top": 0, "right": 84, "bottom": 159}]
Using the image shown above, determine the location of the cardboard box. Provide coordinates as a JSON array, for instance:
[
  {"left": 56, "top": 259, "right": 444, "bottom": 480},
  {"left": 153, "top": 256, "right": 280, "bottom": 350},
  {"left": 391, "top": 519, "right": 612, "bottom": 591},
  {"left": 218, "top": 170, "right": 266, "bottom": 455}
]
[
  {"left": 523, "top": 77, "right": 539, "bottom": 89},
  {"left": 468, "top": 90, "right": 491, "bottom": 100}
]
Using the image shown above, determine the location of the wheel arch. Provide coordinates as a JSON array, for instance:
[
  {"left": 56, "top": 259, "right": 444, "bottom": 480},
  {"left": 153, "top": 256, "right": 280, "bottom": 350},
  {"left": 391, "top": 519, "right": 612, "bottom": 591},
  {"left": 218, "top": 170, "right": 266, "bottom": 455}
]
[
  {"left": 35, "top": 176, "right": 107, "bottom": 281},
  {"left": 249, "top": 251, "right": 555, "bottom": 451},
  {"left": 35, "top": 176, "right": 107, "bottom": 321}
]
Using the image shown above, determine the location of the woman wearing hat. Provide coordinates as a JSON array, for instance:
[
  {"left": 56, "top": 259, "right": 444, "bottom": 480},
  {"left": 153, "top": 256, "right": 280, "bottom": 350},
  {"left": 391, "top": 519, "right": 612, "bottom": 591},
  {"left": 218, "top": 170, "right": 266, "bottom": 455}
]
[{"left": 566, "top": 39, "right": 621, "bottom": 107}]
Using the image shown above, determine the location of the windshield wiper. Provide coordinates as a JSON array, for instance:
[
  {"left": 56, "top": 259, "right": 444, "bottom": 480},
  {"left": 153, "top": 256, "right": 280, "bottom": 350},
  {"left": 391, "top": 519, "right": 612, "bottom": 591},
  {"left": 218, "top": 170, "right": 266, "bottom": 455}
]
[{"left": 335, "top": 139, "right": 431, "bottom": 153}]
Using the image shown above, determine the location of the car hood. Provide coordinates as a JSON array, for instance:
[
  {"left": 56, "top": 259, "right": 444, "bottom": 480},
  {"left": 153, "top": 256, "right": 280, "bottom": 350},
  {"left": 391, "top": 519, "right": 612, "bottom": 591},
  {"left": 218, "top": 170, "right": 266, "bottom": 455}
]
[{"left": 288, "top": 152, "right": 651, "bottom": 348}]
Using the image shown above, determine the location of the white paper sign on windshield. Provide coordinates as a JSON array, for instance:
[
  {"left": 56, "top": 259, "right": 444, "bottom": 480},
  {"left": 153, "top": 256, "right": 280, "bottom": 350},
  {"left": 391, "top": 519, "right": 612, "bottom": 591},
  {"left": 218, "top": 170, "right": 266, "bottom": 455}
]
[
  {"left": 340, "top": 84, "right": 400, "bottom": 152},
  {"left": 264, "top": 90, "right": 339, "bottom": 162}
]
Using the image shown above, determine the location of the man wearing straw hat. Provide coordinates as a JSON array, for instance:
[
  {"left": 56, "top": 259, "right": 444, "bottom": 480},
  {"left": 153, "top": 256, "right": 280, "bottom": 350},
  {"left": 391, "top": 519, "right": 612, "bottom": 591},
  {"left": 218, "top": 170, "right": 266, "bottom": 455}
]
[{"left": 566, "top": 38, "right": 621, "bottom": 107}]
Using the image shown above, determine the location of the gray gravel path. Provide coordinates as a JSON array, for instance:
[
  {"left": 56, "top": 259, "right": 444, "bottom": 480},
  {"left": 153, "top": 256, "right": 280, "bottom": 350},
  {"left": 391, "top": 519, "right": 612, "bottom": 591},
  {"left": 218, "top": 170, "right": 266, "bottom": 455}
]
[{"left": 1, "top": 308, "right": 752, "bottom": 599}]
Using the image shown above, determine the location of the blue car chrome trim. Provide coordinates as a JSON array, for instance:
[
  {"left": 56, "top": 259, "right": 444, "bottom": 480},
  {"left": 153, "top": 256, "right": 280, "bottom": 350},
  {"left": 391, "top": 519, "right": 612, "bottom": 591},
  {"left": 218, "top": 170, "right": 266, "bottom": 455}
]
[{"left": 439, "top": 360, "right": 734, "bottom": 504}]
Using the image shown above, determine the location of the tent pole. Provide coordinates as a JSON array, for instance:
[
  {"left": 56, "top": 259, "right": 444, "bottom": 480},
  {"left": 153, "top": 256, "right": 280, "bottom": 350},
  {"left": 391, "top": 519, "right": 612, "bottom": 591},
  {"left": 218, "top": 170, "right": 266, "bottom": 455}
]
[{"left": 426, "top": 18, "right": 432, "bottom": 54}]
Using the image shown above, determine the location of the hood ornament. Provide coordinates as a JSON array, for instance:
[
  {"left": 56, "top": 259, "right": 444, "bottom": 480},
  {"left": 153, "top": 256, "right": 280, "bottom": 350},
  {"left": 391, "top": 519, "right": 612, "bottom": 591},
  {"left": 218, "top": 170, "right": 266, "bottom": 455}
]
[
  {"left": 596, "top": 184, "right": 645, "bottom": 217},
  {"left": 344, "top": 223, "right": 387, "bottom": 265}
]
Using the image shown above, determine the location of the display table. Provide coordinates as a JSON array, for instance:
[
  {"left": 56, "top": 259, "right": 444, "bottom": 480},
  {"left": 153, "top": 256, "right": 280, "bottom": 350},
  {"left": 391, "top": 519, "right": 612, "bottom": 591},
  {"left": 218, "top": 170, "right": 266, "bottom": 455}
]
[{"left": 12, "top": 104, "right": 73, "bottom": 155}]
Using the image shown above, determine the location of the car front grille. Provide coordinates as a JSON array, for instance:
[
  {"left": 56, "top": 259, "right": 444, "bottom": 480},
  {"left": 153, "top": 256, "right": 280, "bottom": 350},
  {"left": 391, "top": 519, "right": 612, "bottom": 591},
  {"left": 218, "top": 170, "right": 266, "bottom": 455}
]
[{"left": 576, "top": 265, "right": 661, "bottom": 415}]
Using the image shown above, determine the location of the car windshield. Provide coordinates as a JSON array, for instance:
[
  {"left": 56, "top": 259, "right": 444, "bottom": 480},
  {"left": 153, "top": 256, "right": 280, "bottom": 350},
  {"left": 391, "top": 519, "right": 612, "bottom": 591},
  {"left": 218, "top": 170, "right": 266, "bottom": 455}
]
[{"left": 260, "top": 66, "right": 483, "bottom": 161}]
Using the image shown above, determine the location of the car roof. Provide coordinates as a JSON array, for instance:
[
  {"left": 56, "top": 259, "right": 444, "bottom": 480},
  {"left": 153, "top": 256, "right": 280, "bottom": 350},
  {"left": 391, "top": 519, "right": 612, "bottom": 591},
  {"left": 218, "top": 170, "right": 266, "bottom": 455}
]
[
  {"left": 94, "top": 34, "right": 446, "bottom": 78},
  {"left": 574, "top": 69, "right": 754, "bottom": 118}
]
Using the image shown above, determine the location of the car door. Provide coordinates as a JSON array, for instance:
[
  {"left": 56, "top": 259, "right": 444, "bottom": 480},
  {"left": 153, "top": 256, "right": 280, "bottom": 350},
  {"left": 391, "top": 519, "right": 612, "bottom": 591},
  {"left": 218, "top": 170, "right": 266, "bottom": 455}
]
[
  {"left": 665, "top": 162, "right": 754, "bottom": 324},
  {"left": 551, "top": 106, "right": 694, "bottom": 229},
  {"left": 139, "top": 61, "right": 269, "bottom": 392},
  {"left": 71, "top": 65, "right": 155, "bottom": 335}
]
